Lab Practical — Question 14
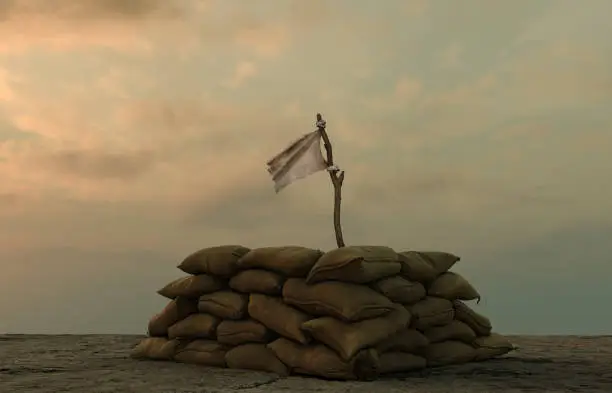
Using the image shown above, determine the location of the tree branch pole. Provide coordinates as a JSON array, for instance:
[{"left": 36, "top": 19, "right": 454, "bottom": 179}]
[{"left": 316, "top": 113, "right": 346, "bottom": 248}]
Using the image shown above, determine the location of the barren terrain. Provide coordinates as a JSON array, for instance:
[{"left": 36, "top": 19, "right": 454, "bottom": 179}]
[{"left": 1, "top": 335, "right": 610, "bottom": 393}]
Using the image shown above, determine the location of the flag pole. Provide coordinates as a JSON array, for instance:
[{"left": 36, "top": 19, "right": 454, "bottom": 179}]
[{"left": 316, "top": 113, "right": 346, "bottom": 248}]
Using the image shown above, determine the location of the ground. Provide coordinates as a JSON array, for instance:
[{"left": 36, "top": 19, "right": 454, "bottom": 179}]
[{"left": 1, "top": 335, "right": 610, "bottom": 393}]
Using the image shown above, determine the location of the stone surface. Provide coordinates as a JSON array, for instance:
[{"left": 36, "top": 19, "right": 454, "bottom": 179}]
[{"left": 1, "top": 335, "right": 611, "bottom": 393}]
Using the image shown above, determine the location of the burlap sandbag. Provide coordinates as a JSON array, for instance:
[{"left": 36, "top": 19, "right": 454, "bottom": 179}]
[
  {"left": 167, "top": 313, "right": 220, "bottom": 339},
  {"left": 428, "top": 272, "right": 481, "bottom": 302},
  {"left": 225, "top": 343, "right": 290, "bottom": 376},
  {"left": 453, "top": 300, "right": 492, "bottom": 336},
  {"left": 229, "top": 269, "right": 285, "bottom": 295},
  {"left": 237, "top": 246, "right": 323, "bottom": 277},
  {"left": 408, "top": 297, "right": 454, "bottom": 331},
  {"left": 375, "top": 329, "right": 429, "bottom": 354},
  {"left": 378, "top": 352, "right": 427, "bottom": 374},
  {"left": 472, "top": 333, "right": 515, "bottom": 361},
  {"left": 370, "top": 276, "right": 426, "bottom": 304},
  {"left": 157, "top": 274, "right": 225, "bottom": 299},
  {"left": 398, "top": 251, "right": 459, "bottom": 283},
  {"left": 283, "top": 278, "right": 394, "bottom": 322},
  {"left": 248, "top": 294, "right": 311, "bottom": 344},
  {"left": 130, "top": 337, "right": 179, "bottom": 360},
  {"left": 197, "top": 291, "right": 249, "bottom": 320},
  {"left": 306, "top": 246, "right": 401, "bottom": 284},
  {"left": 301, "top": 304, "right": 411, "bottom": 361},
  {"left": 174, "top": 339, "right": 229, "bottom": 367},
  {"left": 423, "top": 320, "right": 476, "bottom": 344},
  {"left": 216, "top": 319, "right": 276, "bottom": 345},
  {"left": 147, "top": 297, "right": 198, "bottom": 337},
  {"left": 424, "top": 340, "right": 476, "bottom": 367},
  {"left": 268, "top": 338, "right": 380, "bottom": 381},
  {"left": 178, "top": 245, "right": 250, "bottom": 277}
]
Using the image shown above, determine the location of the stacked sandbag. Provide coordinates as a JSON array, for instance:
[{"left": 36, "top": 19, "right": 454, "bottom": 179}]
[
  {"left": 235, "top": 246, "right": 382, "bottom": 380},
  {"left": 287, "top": 246, "right": 418, "bottom": 377},
  {"left": 131, "top": 244, "right": 514, "bottom": 380},
  {"left": 398, "top": 251, "right": 515, "bottom": 367},
  {"left": 132, "top": 245, "right": 249, "bottom": 368}
]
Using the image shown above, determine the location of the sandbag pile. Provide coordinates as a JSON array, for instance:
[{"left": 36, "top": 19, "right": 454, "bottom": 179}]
[{"left": 131, "top": 245, "right": 514, "bottom": 380}]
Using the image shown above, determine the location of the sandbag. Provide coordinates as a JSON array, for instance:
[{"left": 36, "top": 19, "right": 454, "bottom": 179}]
[
  {"left": 229, "top": 269, "right": 285, "bottom": 295},
  {"left": 130, "top": 337, "right": 179, "bottom": 360},
  {"left": 178, "top": 245, "right": 250, "bottom": 277},
  {"left": 147, "top": 297, "right": 198, "bottom": 337},
  {"left": 167, "top": 313, "right": 220, "bottom": 339},
  {"left": 306, "top": 246, "right": 401, "bottom": 284},
  {"left": 301, "top": 304, "right": 411, "bottom": 361},
  {"left": 225, "top": 343, "right": 289, "bottom": 376},
  {"left": 472, "top": 333, "right": 515, "bottom": 361},
  {"left": 157, "top": 274, "right": 225, "bottom": 299},
  {"left": 375, "top": 329, "right": 429, "bottom": 354},
  {"left": 428, "top": 272, "right": 481, "bottom": 302},
  {"left": 378, "top": 352, "right": 427, "bottom": 374},
  {"left": 408, "top": 297, "right": 454, "bottom": 331},
  {"left": 424, "top": 340, "right": 476, "bottom": 366},
  {"left": 283, "top": 278, "right": 394, "bottom": 322},
  {"left": 423, "top": 320, "right": 476, "bottom": 344},
  {"left": 248, "top": 294, "right": 311, "bottom": 344},
  {"left": 216, "top": 319, "right": 276, "bottom": 345},
  {"left": 370, "top": 276, "right": 426, "bottom": 304},
  {"left": 268, "top": 338, "right": 380, "bottom": 381},
  {"left": 173, "top": 339, "right": 229, "bottom": 367},
  {"left": 398, "top": 251, "right": 459, "bottom": 283},
  {"left": 237, "top": 246, "right": 323, "bottom": 277},
  {"left": 197, "top": 291, "right": 249, "bottom": 320},
  {"left": 453, "top": 300, "right": 492, "bottom": 336}
]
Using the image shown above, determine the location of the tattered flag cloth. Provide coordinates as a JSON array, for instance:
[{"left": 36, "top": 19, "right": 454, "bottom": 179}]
[{"left": 266, "top": 130, "right": 328, "bottom": 193}]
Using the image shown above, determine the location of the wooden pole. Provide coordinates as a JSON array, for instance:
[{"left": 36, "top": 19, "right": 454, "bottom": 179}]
[{"left": 316, "top": 113, "right": 346, "bottom": 248}]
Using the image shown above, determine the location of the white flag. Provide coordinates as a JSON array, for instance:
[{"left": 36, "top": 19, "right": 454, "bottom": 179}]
[{"left": 266, "top": 130, "right": 327, "bottom": 192}]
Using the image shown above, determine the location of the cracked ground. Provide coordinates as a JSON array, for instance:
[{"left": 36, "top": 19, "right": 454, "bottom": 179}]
[{"left": 1, "top": 335, "right": 611, "bottom": 393}]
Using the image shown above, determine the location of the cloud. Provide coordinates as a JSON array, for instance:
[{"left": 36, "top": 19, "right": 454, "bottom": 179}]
[
  {"left": 500, "top": 43, "right": 612, "bottom": 110},
  {"left": 0, "top": 82, "right": 313, "bottom": 208},
  {"left": 436, "top": 43, "right": 463, "bottom": 68},
  {"left": 223, "top": 61, "right": 258, "bottom": 89},
  {"left": 394, "top": 76, "right": 422, "bottom": 101},
  {"left": 400, "top": 0, "right": 428, "bottom": 17},
  {"left": 1, "top": 0, "right": 611, "bottom": 337},
  {"left": 0, "top": 0, "right": 308, "bottom": 56},
  {"left": 357, "top": 75, "right": 422, "bottom": 115},
  {"left": 0, "top": 0, "right": 340, "bottom": 56},
  {"left": 34, "top": 148, "right": 157, "bottom": 181},
  {"left": 350, "top": 165, "right": 560, "bottom": 217},
  {"left": 233, "top": 23, "right": 290, "bottom": 59},
  {"left": 2, "top": 0, "right": 188, "bottom": 20},
  {"left": 114, "top": 98, "right": 239, "bottom": 141},
  {"left": 0, "top": 68, "right": 14, "bottom": 101},
  {"left": 0, "top": 191, "right": 19, "bottom": 206},
  {"left": 0, "top": 0, "right": 202, "bottom": 53},
  {"left": 0, "top": 191, "right": 34, "bottom": 217}
]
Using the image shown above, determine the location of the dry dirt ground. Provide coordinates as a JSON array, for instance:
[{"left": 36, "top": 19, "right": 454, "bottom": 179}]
[{"left": 1, "top": 335, "right": 610, "bottom": 393}]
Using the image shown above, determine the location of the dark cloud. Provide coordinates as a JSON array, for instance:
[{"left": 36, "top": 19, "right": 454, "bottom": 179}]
[
  {"left": 0, "top": 0, "right": 185, "bottom": 21},
  {"left": 40, "top": 148, "right": 156, "bottom": 180},
  {"left": 0, "top": 192, "right": 20, "bottom": 206},
  {"left": 0, "top": 1, "right": 14, "bottom": 21},
  {"left": 178, "top": 177, "right": 399, "bottom": 251},
  {"left": 123, "top": 99, "right": 237, "bottom": 136},
  {"left": 352, "top": 169, "right": 562, "bottom": 209},
  {"left": 0, "top": 116, "right": 39, "bottom": 141},
  {"left": 182, "top": 183, "right": 300, "bottom": 231},
  {"left": 119, "top": 98, "right": 307, "bottom": 159}
]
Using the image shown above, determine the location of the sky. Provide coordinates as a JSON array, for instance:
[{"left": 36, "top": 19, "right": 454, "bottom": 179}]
[{"left": 0, "top": 0, "right": 610, "bottom": 335}]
